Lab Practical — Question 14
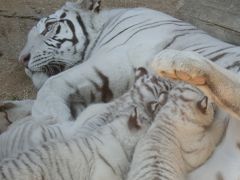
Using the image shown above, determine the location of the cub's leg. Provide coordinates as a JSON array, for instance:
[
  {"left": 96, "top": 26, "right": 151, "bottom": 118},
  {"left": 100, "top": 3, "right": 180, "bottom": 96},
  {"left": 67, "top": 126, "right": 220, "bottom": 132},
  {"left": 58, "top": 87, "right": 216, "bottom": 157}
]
[
  {"left": 0, "top": 100, "right": 33, "bottom": 133},
  {"left": 151, "top": 49, "right": 240, "bottom": 120}
]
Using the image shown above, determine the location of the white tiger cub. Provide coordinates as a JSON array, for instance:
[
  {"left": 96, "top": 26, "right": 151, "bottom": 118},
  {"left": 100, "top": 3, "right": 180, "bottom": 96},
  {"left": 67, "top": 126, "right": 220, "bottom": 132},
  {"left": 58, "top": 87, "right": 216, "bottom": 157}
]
[
  {"left": 127, "top": 83, "right": 228, "bottom": 180},
  {"left": 0, "top": 69, "right": 172, "bottom": 163},
  {"left": 151, "top": 49, "right": 240, "bottom": 180},
  {"left": 0, "top": 73, "right": 227, "bottom": 180}
]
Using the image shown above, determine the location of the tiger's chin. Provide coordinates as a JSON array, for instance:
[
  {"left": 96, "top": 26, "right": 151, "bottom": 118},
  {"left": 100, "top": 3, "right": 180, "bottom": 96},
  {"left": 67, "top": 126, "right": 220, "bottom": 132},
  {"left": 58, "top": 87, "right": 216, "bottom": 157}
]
[{"left": 25, "top": 68, "right": 49, "bottom": 90}]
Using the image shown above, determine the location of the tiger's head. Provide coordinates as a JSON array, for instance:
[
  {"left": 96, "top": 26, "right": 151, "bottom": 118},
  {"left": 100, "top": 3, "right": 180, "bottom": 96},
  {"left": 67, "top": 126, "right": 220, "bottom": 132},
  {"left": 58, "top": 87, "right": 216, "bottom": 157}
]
[
  {"left": 18, "top": 0, "right": 101, "bottom": 89},
  {"left": 132, "top": 67, "right": 174, "bottom": 119}
]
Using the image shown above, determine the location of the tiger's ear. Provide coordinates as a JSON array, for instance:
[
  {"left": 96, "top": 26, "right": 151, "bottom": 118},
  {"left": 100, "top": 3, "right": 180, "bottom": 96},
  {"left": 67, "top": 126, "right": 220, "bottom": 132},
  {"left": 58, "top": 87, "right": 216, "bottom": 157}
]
[
  {"left": 75, "top": 0, "right": 101, "bottom": 13},
  {"left": 197, "top": 96, "right": 208, "bottom": 113},
  {"left": 88, "top": 0, "right": 101, "bottom": 13},
  {"left": 128, "top": 107, "right": 142, "bottom": 130}
]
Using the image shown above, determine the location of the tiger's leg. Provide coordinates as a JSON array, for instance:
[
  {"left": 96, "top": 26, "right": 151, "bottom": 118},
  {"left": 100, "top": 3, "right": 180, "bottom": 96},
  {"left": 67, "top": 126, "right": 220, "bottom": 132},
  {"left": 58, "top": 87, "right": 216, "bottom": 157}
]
[
  {"left": 32, "top": 57, "right": 136, "bottom": 122},
  {"left": 0, "top": 100, "right": 34, "bottom": 133},
  {"left": 151, "top": 49, "right": 240, "bottom": 120}
]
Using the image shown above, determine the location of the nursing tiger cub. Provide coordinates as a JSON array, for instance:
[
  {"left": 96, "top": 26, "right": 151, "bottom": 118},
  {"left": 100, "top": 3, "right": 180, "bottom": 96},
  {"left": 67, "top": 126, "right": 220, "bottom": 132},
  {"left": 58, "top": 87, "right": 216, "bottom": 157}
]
[
  {"left": 127, "top": 83, "right": 228, "bottom": 180},
  {"left": 0, "top": 71, "right": 173, "bottom": 180},
  {"left": 0, "top": 73, "right": 227, "bottom": 180},
  {"left": 0, "top": 69, "right": 172, "bottom": 161}
]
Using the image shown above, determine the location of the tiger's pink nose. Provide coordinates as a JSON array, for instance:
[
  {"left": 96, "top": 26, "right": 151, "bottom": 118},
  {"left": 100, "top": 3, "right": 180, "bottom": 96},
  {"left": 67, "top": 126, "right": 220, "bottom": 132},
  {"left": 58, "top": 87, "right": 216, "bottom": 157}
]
[{"left": 19, "top": 53, "right": 31, "bottom": 67}]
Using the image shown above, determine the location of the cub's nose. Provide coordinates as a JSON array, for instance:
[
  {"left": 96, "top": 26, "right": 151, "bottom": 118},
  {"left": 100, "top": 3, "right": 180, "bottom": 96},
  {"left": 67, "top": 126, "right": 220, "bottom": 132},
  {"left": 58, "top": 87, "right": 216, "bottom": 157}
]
[{"left": 19, "top": 53, "right": 31, "bottom": 67}]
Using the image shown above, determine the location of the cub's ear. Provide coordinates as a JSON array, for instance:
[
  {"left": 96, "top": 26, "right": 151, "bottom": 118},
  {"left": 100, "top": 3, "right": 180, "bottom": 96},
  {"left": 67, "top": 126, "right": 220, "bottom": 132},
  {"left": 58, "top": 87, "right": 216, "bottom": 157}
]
[
  {"left": 134, "top": 67, "right": 148, "bottom": 81},
  {"left": 88, "top": 0, "right": 101, "bottom": 13},
  {"left": 197, "top": 96, "right": 208, "bottom": 113}
]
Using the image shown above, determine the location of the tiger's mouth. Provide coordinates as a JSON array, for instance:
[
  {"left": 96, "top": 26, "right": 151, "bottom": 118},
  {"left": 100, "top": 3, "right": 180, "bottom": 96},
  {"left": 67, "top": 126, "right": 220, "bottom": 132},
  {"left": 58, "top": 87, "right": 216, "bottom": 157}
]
[
  {"left": 41, "top": 63, "right": 66, "bottom": 76},
  {"left": 26, "top": 63, "right": 67, "bottom": 77}
]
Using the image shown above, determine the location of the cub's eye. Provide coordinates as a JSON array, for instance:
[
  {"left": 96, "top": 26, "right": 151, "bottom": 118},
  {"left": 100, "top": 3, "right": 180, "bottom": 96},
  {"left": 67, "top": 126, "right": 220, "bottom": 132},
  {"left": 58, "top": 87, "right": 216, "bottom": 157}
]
[{"left": 158, "top": 92, "right": 168, "bottom": 105}]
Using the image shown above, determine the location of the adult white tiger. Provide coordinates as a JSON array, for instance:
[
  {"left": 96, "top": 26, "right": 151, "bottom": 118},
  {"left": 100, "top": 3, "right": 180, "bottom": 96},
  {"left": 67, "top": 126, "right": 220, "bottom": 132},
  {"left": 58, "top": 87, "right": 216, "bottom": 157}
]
[
  {"left": 18, "top": 1, "right": 239, "bottom": 119},
  {"left": 1, "top": 0, "right": 240, "bottom": 179}
]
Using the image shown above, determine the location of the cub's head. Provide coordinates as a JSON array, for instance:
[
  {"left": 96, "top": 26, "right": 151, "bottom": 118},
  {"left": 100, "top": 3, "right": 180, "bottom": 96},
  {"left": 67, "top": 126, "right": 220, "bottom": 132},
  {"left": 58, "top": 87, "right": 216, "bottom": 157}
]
[
  {"left": 169, "top": 83, "right": 215, "bottom": 127},
  {"left": 18, "top": 0, "right": 101, "bottom": 89},
  {"left": 132, "top": 67, "right": 174, "bottom": 118}
]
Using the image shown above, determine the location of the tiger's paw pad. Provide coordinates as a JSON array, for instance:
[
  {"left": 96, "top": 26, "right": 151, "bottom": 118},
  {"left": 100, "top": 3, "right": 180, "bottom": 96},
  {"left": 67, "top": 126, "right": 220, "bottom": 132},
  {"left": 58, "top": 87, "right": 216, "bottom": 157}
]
[
  {"left": 151, "top": 49, "right": 210, "bottom": 85},
  {"left": 159, "top": 70, "right": 207, "bottom": 85}
]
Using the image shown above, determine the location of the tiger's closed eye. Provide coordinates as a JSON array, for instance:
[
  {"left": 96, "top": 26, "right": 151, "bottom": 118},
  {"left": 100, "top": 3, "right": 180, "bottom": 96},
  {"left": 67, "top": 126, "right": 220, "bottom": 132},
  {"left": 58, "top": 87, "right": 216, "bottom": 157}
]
[
  {"left": 41, "top": 22, "right": 56, "bottom": 36},
  {"left": 158, "top": 92, "right": 168, "bottom": 105}
]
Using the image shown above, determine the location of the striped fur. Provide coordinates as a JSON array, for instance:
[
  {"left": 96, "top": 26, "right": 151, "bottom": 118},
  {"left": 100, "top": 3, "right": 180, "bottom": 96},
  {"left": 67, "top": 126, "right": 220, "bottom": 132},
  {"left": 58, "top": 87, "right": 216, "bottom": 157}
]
[
  {"left": 0, "top": 68, "right": 173, "bottom": 180},
  {"left": 7, "top": 1, "right": 240, "bottom": 179},
  {"left": 27, "top": 2, "right": 240, "bottom": 122},
  {"left": 152, "top": 49, "right": 240, "bottom": 180},
  {"left": 127, "top": 83, "right": 228, "bottom": 180}
]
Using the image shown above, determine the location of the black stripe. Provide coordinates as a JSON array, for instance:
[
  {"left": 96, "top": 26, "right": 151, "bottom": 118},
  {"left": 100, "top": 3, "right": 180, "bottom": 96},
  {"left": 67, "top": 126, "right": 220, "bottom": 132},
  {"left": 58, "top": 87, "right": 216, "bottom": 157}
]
[
  {"left": 0, "top": 168, "right": 7, "bottom": 179},
  {"left": 6, "top": 165, "right": 15, "bottom": 180},
  {"left": 99, "top": 14, "right": 141, "bottom": 43},
  {"left": 11, "top": 160, "right": 20, "bottom": 171},
  {"left": 97, "top": 149, "right": 117, "bottom": 175},
  {"left": 66, "top": 161, "right": 74, "bottom": 180},
  {"left": 226, "top": 61, "right": 240, "bottom": 71},
  {"left": 109, "top": 23, "right": 198, "bottom": 51},
  {"left": 56, "top": 126, "right": 65, "bottom": 138},
  {"left": 192, "top": 45, "right": 215, "bottom": 52},
  {"left": 55, "top": 159, "right": 65, "bottom": 180},
  {"left": 56, "top": 25, "right": 61, "bottom": 34},
  {"left": 163, "top": 33, "right": 190, "bottom": 49},
  {"left": 74, "top": 139, "right": 89, "bottom": 163},
  {"left": 60, "top": 12, "right": 67, "bottom": 19},
  {"left": 10, "top": 128, "right": 22, "bottom": 152},
  {"left": 76, "top": 15, "right": 90, "bottom": 61},
  {"left": 44, "top": 41, "right": 58, "bottom": 48},
  {"left": 100, "top": 20, "right": 149, "bottom": 47},
  {"left": 24, "top": 152, "right": 45, "bottom": 177},
  {"left": 205, "top": 46, "right": 234, "bottom": 56},
  {"left": 21, "top": 157, "right": 34, "bottom": 174},
  {"left": 210, "top": 52, "right": 227, "bottom": 62}
]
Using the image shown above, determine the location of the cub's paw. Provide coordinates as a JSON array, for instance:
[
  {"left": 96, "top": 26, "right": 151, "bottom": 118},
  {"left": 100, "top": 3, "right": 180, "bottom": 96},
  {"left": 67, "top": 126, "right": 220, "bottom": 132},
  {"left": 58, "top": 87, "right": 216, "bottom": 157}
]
[
  {"left": 151, "top": 50, "right": 212, "bottom": 85},
  {"left": 0, "top": 100, "right": 34, "bottom": 133}
]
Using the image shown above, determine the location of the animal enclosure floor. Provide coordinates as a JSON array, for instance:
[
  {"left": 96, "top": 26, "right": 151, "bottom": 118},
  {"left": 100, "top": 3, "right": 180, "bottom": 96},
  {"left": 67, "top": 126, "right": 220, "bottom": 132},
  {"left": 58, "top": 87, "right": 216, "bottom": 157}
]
[{"left": 0, "top": 58, "right": 36, "bottom": 100}]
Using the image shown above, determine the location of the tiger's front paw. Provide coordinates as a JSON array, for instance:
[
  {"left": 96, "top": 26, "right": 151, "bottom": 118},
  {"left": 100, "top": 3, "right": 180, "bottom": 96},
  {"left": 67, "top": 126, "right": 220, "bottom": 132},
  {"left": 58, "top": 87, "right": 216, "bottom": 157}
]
[
  {"left": 0, "top": 102, "right": 12, "bottom": 133},
  {"left": 0, "top": 100, "right": 33, "bottom": 133},
  {"left": 151, "top": 50, "right": 211, "bottom": 85}
]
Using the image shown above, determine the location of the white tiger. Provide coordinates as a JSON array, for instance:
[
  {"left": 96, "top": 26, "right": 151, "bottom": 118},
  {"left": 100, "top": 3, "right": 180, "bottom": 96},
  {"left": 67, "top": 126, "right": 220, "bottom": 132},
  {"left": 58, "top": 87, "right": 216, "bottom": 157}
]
[
  {"left": 127, "top": 83, "right": 228, "bottom": 180},
  {"left": 1, "top": 0, "right": 240, "bottom": 179},
  {"left": 17, "top": 0, "right": 240, "bottom": 122},
  {"left": 0, "top": 71, "right": 173, "bottom": 180}
]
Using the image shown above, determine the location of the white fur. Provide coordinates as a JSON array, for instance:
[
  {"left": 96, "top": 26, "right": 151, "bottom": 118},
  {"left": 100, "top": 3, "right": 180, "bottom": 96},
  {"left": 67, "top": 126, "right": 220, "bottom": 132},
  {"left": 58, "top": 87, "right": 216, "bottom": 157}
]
[
  {"left": 127, "top": 83, "right": 227, "bottom": 180},
  {"left": 10, "top": 3, "right": 240, "bottom": 179}
]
